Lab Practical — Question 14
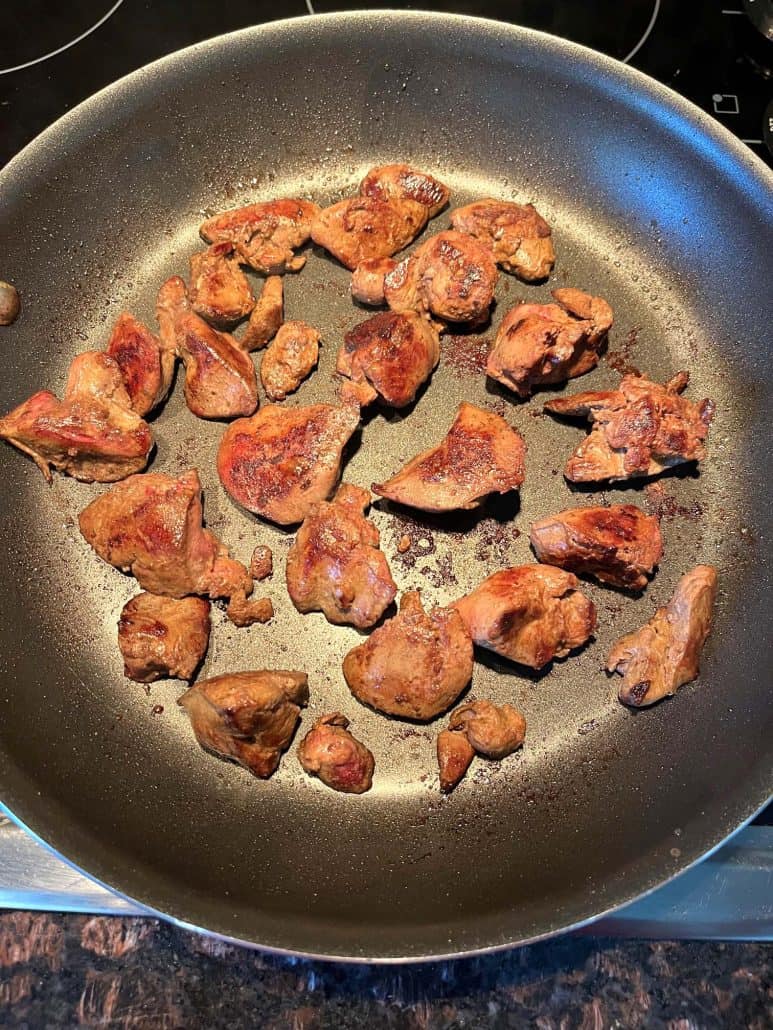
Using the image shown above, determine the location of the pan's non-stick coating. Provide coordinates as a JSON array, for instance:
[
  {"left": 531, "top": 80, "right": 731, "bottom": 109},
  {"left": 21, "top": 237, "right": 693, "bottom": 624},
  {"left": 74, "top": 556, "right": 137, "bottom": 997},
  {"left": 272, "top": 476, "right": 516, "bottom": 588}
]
[{"left": 0, "top": 14, "right": 771, "bottom": 960}]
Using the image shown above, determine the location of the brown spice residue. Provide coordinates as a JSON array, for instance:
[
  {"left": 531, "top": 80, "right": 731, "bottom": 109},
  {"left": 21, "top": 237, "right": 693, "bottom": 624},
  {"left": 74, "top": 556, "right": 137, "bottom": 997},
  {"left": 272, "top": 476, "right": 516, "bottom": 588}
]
[
  {"left": 442, "top": 334, "right": 490, "bottom": 377},
  {"left": 419, "top": 552, "right": 458, "bottom": 588},
  {"left": 390, "top": 513, "right": 436, "bottom": 571},
  {"left": 644, "top": 482, "right": 704, "bottom": 521},
  {"left": 605, "top": 326, "right": 641, "bottom": 375},
  {"left": 474, "top": 518, "right": 520, "bottom": 563}
]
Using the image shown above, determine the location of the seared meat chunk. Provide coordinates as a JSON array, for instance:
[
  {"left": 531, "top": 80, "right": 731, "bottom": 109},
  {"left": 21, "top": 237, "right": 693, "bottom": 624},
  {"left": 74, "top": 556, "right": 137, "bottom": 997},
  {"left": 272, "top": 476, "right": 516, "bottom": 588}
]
[
  {"left": 79, "top": 469, "right": 252, "bottom": 599},
  {"left": 545, "top": 371, "right": 715, "bottom": 483},
  {"left": 336, "top": 311, "right": 440, "bottom": 408},
  {"left": 607, "top": 565, "right": 717, "bottom": 707},
  {"left": 436, "top": 729, "right": 475, "bottom": 793},
  {"left": 260, "top": 320, "right": 320, "bottom": 401},
  {"left": 453, "top": 565, "right": 596, "bottom": 669},
  {"left": 298, "top": 713, "right": 375, "bottom": 794},
  {"left": 199, "top": 198, "right": 320, "bottom": 274},
  {"left": 0, "top": 351, "right": 152, "bottom": 483},
  {"left": 118, "top": 592, "right": 210, "bottom": 683},
  {"left": 343, "top": 591, "right": 473, "bottom": 721},
  {"left": 106, "top": 312, "right": 174, "bottom": 416},
  {"left": 487, "top": 288, "right": 613, "bottom": 398},
  {"left": 179, "top": 670, "right": 308, "bottom": 778},
  {"left": 384, "top": 230, "right": 498, "bottom": 328},
  {"left": 359, "top": 164, "right": 450, "bottom": 218},
  {"left": 0, "top": 282, "right": 20, "bottom": 325},
  {"left": 286, "top": 483, "right": 397, "bottom": 628},
  {"left": 311, "top": 164, "right": 450, "bottom": 270},
  {"left": 530, "top": 504, "right": 663, "bottom": 591},
  {"left": 450, "top": 198, "right": 555, "bottom": 281},
  {"left": 217, "top": 401, "right": 360, "bottom": 525},
  {"left": 450, "top": 699, "right": 527, "bottom": 759},
  {"left": 240, "top": 276, "right": 283, "bottom": 352},
  {"left": 226, "top": 592, "right": 273, "bottom": 628},
  {"left": 189, "top": 242, "right": 255, "bottom": 328},
  {"left": 373, "top": 402, "right": 525, "bottom": 513},
  {"left": 313, "top": 196, "right": 423, "bottom": 270},
  {"left": 351, "top": 257, "right": 397, "bottom": 306},
  {"left": 437, "top": 699, "right": 526, "bottom": 792},
  {"left": 156, "top": 277, "right": 258, "bottom": 420},
  {"left": 250, "top": 545, "right": 273, "bottom": 581}
]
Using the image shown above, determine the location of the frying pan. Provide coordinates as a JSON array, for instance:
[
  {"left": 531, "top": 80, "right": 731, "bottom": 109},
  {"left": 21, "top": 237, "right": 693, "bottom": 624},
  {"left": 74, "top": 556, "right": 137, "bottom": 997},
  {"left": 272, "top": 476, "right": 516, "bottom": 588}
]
[{"left": 0, "top": 12, "right": 771, "bottom": 962}]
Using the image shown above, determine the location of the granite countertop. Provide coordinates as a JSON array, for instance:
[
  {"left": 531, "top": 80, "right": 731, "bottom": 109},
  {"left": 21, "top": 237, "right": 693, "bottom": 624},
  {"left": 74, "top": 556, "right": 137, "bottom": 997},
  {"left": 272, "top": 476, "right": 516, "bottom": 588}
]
[{"left": 0, "top": 914, "right": 770, "bottom": 1028}]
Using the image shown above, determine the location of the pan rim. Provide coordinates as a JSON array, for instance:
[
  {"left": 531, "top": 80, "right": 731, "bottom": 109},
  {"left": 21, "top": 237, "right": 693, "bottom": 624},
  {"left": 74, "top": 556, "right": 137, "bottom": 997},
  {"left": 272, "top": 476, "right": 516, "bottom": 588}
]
[
  {"left": 0, "top": 10, "right": 771, "bottom": 960},
  {"left": 3, "top": 794, "right": 772, "bottom": 964},
  {"left": 1, "top": 11, "right": 772, "bottom": 195}
]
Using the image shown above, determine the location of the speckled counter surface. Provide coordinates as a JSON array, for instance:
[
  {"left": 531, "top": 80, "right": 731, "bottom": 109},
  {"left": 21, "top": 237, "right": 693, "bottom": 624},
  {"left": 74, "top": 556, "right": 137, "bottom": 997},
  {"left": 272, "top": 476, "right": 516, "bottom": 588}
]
[{"left": 0, "top": 914, "right": 770, "bottom": 1028}]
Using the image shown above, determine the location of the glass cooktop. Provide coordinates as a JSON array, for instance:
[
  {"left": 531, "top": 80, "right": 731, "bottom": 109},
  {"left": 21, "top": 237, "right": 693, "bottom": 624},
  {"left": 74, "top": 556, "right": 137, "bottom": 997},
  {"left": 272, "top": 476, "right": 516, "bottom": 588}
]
[{"left": 1, "top": 1, "right": 771, "bottom": 168}]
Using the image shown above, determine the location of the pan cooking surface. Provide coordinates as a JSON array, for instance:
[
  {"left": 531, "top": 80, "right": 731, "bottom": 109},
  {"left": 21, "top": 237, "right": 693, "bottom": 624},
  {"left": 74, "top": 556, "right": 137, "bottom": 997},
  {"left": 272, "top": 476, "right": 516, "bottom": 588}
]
[{"left": 0, "top": 14, "right": 770, "bottom": 959}]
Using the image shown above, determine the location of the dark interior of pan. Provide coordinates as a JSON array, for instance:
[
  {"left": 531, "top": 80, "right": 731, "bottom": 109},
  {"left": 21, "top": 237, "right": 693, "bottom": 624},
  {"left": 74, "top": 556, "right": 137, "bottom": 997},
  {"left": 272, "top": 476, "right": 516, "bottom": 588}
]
[{"left": 0, "top": 13, "right": 771, "bottom": 961}]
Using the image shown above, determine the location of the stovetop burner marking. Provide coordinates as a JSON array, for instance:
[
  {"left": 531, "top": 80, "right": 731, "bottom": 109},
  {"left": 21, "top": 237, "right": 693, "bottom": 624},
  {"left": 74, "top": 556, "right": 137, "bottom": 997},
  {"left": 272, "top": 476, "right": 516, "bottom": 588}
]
[
  {"left": 623, "top": 0, "right": 661, "bottom": 63},
  {"left": 0, "top": 0, "right": 125, "bottom": 76}
]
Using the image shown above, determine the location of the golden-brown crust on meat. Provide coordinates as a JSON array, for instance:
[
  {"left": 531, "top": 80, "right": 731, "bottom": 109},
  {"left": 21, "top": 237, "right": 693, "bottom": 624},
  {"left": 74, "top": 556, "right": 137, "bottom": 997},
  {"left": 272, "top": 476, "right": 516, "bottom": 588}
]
[
  {"left": 373, "top": 402, "right": 525, "bottom": 512},
  {"left": 608, "top": 565, "right": 717, "bottom": 706}
]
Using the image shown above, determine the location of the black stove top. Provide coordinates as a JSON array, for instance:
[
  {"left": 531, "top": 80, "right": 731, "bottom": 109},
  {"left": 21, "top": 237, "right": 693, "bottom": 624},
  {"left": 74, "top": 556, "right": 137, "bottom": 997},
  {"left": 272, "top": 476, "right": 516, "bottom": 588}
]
[{"left": 1, "top": 1, "right": 771, "bottom": 171}]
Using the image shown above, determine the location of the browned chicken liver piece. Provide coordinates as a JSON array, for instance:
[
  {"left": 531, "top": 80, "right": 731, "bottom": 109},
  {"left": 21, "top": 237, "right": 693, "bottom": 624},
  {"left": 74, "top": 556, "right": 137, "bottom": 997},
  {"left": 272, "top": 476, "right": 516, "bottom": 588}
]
[
  {"left": 106, "top": 311, "right": 174, "bottom": 416},
  {"left": 260, "top": 320, "right": 320, "bottom": 401},
  {"left": 0, "top": 282, "right": 20, "bottom": 325},
  {"left": 607, "top": 565, "right": 717, "bottom": 707},
  {"left": 188, "top": 242, "right": 255, "bottom": 328},
  {"left": 118, "top": 593, "right": 211, "bottom": 683},
  {"left": 239, "top": 276, "right": 283, "bottom": 352},
  {"left": 336, "top": 311, "right": 440, "bottom": 408},
  {"left": 311, "top": 164, "right": 450, "bottom": 270},
  {"left": 487, "top": 288, "right": 613, "bottom": 398},
  {"left": 383, "top": 230, "right": 498, "bottom": 328},
  {"left": 530, "top": 504, "right": 663, "bottom": 591},
  {"left": 217, "top": 401, "right": 361, "bottom": 525},
  {"left": 437, "top": 699, "right": 527, "bottom": 792},
  {"left": 225, "top": 593, "right": 273, "bottom": 628},
  {"left": 343, "top": 591, "right": 474, "bottom": 721},
  {"left": 286, "top": 483, "right": 397, "bottom": 628},
  {"left": 250, "top": 545, "right": 273, "bottom": 581},
  {"left": 0, "top": 351, "right": 153, "bottom": 483},
  {"left": 79, "top": 468, "right": 252, "bottom": 600},
  {"left": 453, "top": 565, "right": 596, "bottom": 670},
  {"left": 373, "top": 402, "right": 525, "bottom": 513},
  {"left": 545, "top": 371, "right": 715, "bottom": 483},
  {"left": 199, "top": 198, "right": 320, "bottom": 274},
  {"left": 179, "top": 670, "right": 309, "bottom": 778},
  {"left": 312, "top": 197, "right": 423, "bottom": 270},
  {"left": 436, "top": 730, "right": 476, "bottom": 793},
  {"left": 298, "top": 713, "right": 375, "bottom": 794},
  {"left": 359, "top": 164, "right": 450, "bottom": 218},
  {"left": 450, "top": 198, "right": 555, "bottom": 281},
  {"left": 156, "top": 277, "right": 258, "bottom": 420},
  {"left": 351, "top": 257, "right": 397, "bottom": 305}
]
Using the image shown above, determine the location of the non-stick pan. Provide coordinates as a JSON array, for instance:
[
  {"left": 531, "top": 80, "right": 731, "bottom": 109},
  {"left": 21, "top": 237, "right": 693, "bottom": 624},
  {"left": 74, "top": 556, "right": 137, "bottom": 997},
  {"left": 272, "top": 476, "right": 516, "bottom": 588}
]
[{"left": 0, "top": 12, "right": 771, "bottom": 961}]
